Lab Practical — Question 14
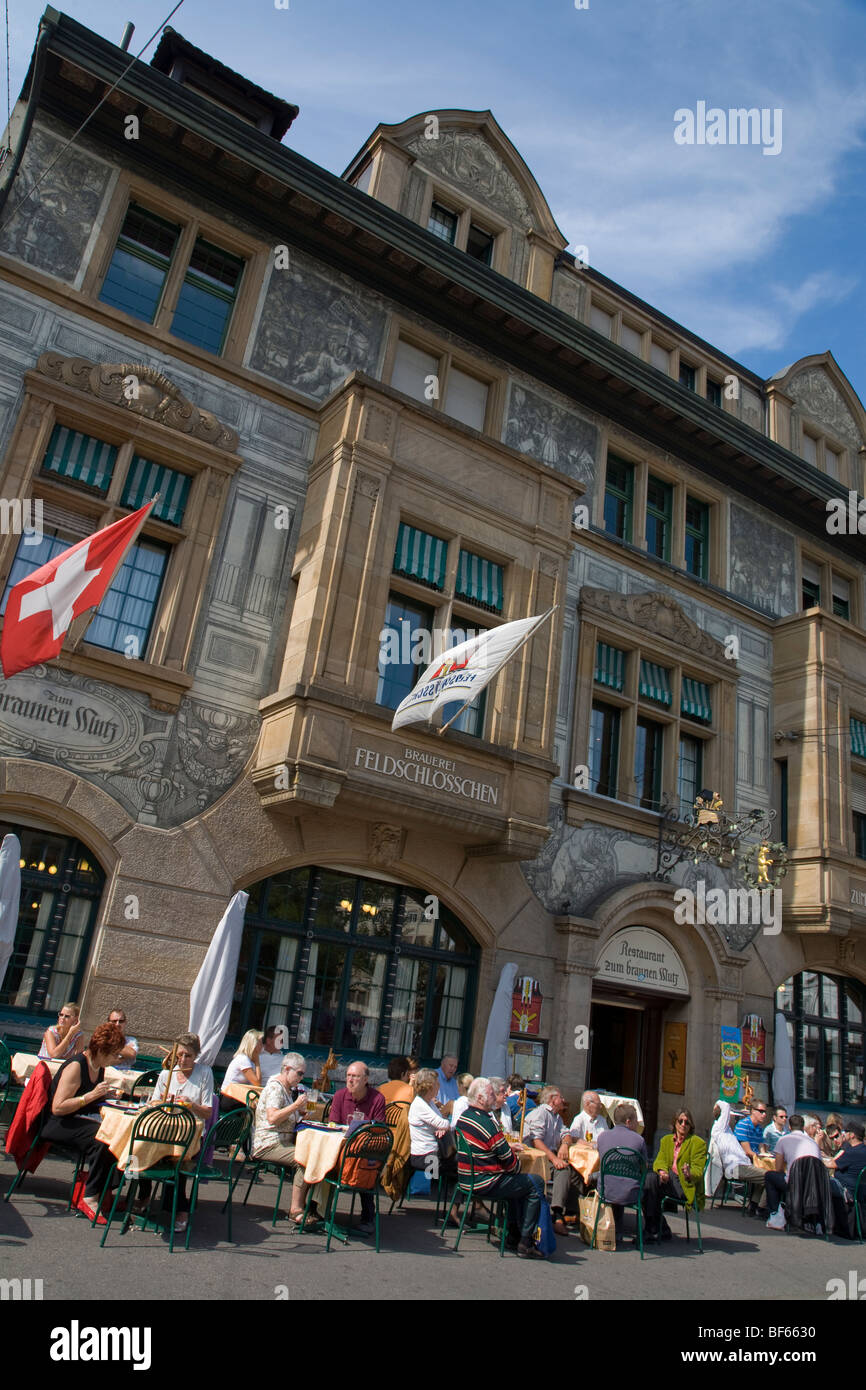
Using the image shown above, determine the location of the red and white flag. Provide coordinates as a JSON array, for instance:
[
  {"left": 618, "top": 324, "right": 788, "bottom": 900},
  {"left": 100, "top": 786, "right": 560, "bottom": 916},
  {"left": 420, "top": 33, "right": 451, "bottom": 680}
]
[{"left": 0, "top": 500, "right": 156, "bottom": 679}]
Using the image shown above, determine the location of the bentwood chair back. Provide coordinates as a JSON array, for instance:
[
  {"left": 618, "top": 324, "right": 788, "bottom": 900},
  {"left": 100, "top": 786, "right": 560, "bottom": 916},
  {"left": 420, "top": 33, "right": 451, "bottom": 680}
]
[
  {"left": 184, "top": 1104, "right": 253, "bottom": 1248},
  {"left": 0, "top": 1038, "right": 24, "bottom": 1121},
  {"left": 100, "top": 1102, "right": 197, "bottom": 1252},
  {"left": 130, "top": 1068, "right": 161, "bottom": 1101},
  {"left": 595, "top": 1146, "right": 648, "bottom": 1258},
  {"left": 312, "top": 1121, "right": 393, "bottom": 1252}
]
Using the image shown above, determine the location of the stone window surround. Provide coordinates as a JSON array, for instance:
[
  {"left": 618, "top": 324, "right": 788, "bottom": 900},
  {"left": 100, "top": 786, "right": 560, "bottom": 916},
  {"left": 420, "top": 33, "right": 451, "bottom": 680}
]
[
  {"left": 569, "top": 588, "right": 738, "bottom": 832},
  {"left": 798, "top": 540, "right": 860, "bottom": 627},
  {"left": 381, "top": 316, "right": 506, "bottom": 439},
  {"left": 416, "top": 176, "right": 512, "bottom": 276},
  {"left": 797, "top": 418, "right": 850, "bottom": 486},
  {"left": 0, "top": 361, "right": 242, "bottom": 710},
  {"left": 78, "top": 171, "right": 271, "bottom": 366},
  {"left": 595, "top": 434, "right": 727, "bottom": 588}
]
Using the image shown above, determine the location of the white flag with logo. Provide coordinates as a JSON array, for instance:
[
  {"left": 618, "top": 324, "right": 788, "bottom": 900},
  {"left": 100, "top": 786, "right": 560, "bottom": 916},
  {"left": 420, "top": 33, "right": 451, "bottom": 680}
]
[{"left": 391, "top": 610, "right": 553, "bottom": 732}]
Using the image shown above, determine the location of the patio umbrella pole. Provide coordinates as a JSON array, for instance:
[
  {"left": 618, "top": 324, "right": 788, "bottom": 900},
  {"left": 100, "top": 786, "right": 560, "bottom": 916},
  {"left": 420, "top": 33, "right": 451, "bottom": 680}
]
[
  {"left": 519, "top": 1087, "right": 527, "bottom": 1141},
  {"left": 165, "top": 1043, "right": 178, "bottom": 1099}
]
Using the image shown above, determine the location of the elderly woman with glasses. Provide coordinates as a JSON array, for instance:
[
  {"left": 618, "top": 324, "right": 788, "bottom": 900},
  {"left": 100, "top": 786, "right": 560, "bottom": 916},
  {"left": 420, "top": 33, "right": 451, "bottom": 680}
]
[{"left": 251, "top": 1052, "right": 318, "bottom": 1226}]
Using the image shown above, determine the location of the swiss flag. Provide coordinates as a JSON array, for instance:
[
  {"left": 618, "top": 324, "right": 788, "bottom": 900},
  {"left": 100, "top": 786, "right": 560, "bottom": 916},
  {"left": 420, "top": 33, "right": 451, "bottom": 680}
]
[{"left": 0, "top": 500, "right": 156, "bottom": 679}]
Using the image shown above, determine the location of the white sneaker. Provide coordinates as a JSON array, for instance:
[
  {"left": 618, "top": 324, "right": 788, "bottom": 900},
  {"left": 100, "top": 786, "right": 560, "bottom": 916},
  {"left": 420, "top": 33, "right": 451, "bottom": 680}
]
[{"left": 766, "top": 1209, "right": 786, "bottom": 1230}]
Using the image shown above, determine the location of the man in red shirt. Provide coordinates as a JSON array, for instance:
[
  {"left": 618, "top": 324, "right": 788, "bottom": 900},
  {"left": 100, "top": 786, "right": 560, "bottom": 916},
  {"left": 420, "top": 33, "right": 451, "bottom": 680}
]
[{"left": 328, "top": 1060, "right": 387, "bottom": 1234}]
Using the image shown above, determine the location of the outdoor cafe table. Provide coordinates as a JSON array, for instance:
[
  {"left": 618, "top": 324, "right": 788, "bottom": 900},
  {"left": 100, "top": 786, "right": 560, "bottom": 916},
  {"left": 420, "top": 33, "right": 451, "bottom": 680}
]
[
  {"left": 505, "top": 1139, "right": 549, "bottom": 1181},
  {"left": 96, "top": 1104, "right": 205, "bottom": 1172},
  {"left": 11, "top": 1053, "right": 143, "bottom": 1095},
  {"left": 221, "top": 1081, "right": 262, "bottom": 1105},
  {"left": 568, "top": 1141, "right": 601, "bottom": 1184}
]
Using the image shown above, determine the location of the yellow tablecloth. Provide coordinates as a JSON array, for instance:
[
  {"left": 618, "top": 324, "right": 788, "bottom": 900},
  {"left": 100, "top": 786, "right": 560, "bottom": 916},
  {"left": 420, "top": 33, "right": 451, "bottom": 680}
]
[
  {"left": 752, "top": 1153, "right": 775, "bottom": 1171},
  {"left": 569, "top": 1142, "right": 601, "bottom": 1183},
  {"left": 96, "top": 1105, "right": 204, "bottom": 1172},
  {"left": 507, "top": 1143, "right": 549, "bottom": 1181},
  {"left": 294, "top": 1127, "right": 346, "bottom": 1184},
  {"left": 221, "top": 1082, "right": 262, "bottom": 1105},
  {"left": 11, "top": 1053, "right": 142, "bottom": 1095}
]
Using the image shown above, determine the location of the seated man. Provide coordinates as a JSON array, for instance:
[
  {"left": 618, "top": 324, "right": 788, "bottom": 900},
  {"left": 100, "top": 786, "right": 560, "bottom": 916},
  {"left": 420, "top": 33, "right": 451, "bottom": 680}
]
[
  {"left": 252, "top": 1053, "right": 314, "bottom": 1226},
  {"left": 764, "top": 1113, "right": 822, "bottom": 1230},
  {"left": 827, "top": 1119, "right": 866, "bottom": 1239},
  {"left": 522, "top": 1084, "right": 581, "bottom": 1236},
  {"left": 456, "top": 1076, "right": 545, "bottom": 1260},
  {"left": 711, "top": 1101, "right": 769, "bottom": 1216},
  {"left": 734, "top": 1100, "right": 770, "bottom": 1162},
  {"left": 434, "top": 1054, "right": 461, "bottom": 1118},
  {"left": 596, "top": 1102, "right": 651, "bottom": 1242},
  {"left": 378, "top": 1056, "right": 415, "bottom": 1105},
  {"left": 329, "top": 1061, "right": 387, "bottom": 1236},
  {"left": 569, "top": 1090, "right": 610, "bottom": 1143},
  {"left": 107, "top": 1009, "right": 139, "bottom": 1072},
  {"left": 762, "top": 1106, "right": 790, "bottom": 1154},
  {"left": 258, "top": 1025, "right": 286, "bottom": 1083}
]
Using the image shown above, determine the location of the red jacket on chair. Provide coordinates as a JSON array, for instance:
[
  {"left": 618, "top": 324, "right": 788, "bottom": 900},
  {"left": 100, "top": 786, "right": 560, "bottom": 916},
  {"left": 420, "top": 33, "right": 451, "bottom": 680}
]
[{"left": 4, "top": 1061, "right": 52, "bottom": 1172}]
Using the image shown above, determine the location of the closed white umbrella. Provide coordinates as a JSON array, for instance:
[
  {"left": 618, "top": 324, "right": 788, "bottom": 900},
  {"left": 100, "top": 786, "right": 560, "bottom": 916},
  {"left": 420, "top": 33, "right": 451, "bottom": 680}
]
[
  {"left": 772, "top": 1009, "right": 796, "bottom": 1113},
  {"left": 188, "top": 890, "right": 249, "bottom": 1068},
  {"left": 480, "top": 961, "right": 518, "bottom": 1078},
  {"left": 0, "top": 833, "right": 21, "bottom": 991}
]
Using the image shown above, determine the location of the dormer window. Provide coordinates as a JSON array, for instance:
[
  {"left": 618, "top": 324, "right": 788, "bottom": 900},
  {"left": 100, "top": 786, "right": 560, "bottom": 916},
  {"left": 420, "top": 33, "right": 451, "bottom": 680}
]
[
  {"left": 428, "top": 203, "right": 459, "bottom": 245},
  {"left": 467, "top": 224, "right": 495, "bottom": 266}
]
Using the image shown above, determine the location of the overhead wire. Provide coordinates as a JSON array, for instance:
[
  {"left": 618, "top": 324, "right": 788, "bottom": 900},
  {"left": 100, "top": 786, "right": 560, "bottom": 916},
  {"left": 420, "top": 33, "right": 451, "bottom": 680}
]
[{"left": 2, "top": 0, "right": 186, "bottom": 226}]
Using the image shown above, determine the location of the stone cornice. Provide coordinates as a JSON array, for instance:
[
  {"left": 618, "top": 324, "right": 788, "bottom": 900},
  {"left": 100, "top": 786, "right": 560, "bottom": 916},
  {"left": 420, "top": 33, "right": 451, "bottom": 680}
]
[{"left": 579, "top": 586, "right": 731, "bottom": 666}]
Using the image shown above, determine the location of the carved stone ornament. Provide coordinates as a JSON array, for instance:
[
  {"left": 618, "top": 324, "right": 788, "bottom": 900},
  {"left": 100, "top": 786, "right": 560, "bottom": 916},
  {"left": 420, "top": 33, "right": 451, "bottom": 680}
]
[
  {"left": 370, "top": 822, "right": 402, "bottom": 866},
  {"left": 579, "top": 587, "right": 726, "bottom": 661},
  {"left": 36, "top": 353, "right": 240, "bottom": 452},
  {"left": 838, "top": 935, "right": 857, "bottom": 967},
  {"left": 355, "top": 471, "right": 381, "bottom": 500}
]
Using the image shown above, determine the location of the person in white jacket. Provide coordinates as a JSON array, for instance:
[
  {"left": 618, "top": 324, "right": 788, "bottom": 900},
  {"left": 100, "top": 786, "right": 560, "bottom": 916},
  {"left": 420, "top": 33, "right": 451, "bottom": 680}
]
[{"left": 707, "top": 1099, "right": 767, "bottom": 1214}]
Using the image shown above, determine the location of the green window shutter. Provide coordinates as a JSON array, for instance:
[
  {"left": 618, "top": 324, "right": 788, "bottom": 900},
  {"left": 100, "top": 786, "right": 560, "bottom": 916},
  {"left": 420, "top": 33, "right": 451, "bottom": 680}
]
[
  {"left": 682, "top": 677, "right": 712, "bottom": 723},
  {"left": 851, "top": 718, "right": 866, "bottom": 760},
  {"left": 41, "top": 425, "right": 118, "bottom": 493},
  {"left": 393, "top": 523, "right": 447, "bottom": 590},
  {"left": 121, "top": 456, "right": 191, "bottom": 526},
  {"left": 639, "top": 659, "right": 672, "bottom": 706},
  {"left": 455, "top": 550, "right": 503, "bottom": 613},
  {"left": 594, "top": 642, "right": 625, "bottom": 692}
]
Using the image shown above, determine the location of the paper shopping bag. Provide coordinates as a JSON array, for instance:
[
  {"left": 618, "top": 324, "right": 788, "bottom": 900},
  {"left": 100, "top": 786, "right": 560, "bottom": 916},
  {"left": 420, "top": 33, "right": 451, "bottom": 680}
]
[{"left": 579, "top": 1191, "right": 616, "bottom": 1251}]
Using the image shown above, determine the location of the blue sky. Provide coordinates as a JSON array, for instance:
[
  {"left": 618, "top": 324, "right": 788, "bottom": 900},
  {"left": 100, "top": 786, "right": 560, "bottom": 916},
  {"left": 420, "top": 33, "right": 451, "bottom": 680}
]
[{"left": 5, "top": 0, "right": 866, "bottom": 400}]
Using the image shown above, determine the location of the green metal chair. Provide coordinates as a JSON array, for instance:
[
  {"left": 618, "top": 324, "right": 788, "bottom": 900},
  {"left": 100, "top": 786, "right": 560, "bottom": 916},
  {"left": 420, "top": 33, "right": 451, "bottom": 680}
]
[
  {"left": 130, "top": 1068, "right": 161, "bottom": 1101},
  {"left": 0, "top": 1038, "right": 24, "bottom": 1123},
  {"left": 303, "top": 1121, "right": 393, "bottom": 1251},
  {"left": 655, "top": 1151, "right": 706, "bottom": 1253},
  {"left": 3, "top": 1072, "right": 86, "bottom": 1210},
  {"left": 708, "top": 1142, "right": 750, "bottom": 1212},
  {"left": 439, "top": 1131, "right": 508, "bottom": 1257},
  {"left": 99, "top": 1103, "right": 196, "bottom": 1253},
  {"left": 239, "top": 1090, "right": 296, "bottom": 1226},
  {"left": 594, "top": 1146, "right": 648, "bottom": 1258},
  {"left": 851, "top": 1168, "right": 865, "bottom": 1243},
  {"left": 183, "top": 1104, "right": 252, "bottom": 1248}
]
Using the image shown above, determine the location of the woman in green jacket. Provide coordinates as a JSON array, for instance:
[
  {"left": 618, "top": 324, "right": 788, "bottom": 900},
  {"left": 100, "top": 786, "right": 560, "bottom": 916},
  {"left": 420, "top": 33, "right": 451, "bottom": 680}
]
[{"left": 645, "top": 1109, "right": 707, "bottom": 1241}]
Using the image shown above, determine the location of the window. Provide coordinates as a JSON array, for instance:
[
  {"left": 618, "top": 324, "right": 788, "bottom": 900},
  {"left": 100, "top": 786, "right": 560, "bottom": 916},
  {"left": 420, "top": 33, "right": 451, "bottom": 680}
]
[
  {"left": 41, "top": 424, "right": 117, "bottom": 495},
  {"left": 620, "top": 322, "right": 643, "bottom": 356},
  {"left": 651, "top": 342, "right": 671, "bottom": 374},
  {"left": 635, "top": 717, "right": 664, "bottom": 809},
  {"left": 684, "top": 497, "right": 709, "bottom": 579},
  {"left": 0, "top": 819, "right": 104, "bottom": 1014},
  {"left": 591, "top": 306, "right": 613, "bottom": 338},
  {"left": 214, "top": 492, "right": 289, "bottom": 620},
  {"left": 376, "top": 592, "right": 436, "bottom": 711},
  {"left": 678, "top": 361, "right": 696, "bottom": 392},
  {"left": 455, "top": 548, "right": 503, "bottom": 614},
  {"left": 440, "top": 622, "right": 487, "bottom": 736},
  {"left": 832, "top": 575, "right": 850, "bottom": 622},
  {"left": 678, "top": 735, "right": 703, "bottom": 818},
  {"left": 854, "top": 812, "right": 866, "bottom": 860},
  {"left": 393, "top": 522, "right": 448, "bottom": 591},
  {"left": 230, "top": 866, "right": 478, "bottom": 1064},
  {"left": 639, "top": 659, "right": 672, "bottom": 707},
  {"left": 645, "top": 476, "right": 672, "bottom": 560},
  {"left": 427, "top": 202, "right": 459, "bottom": 244},
  {"left": 589, "top": 702, "right": 620, "bottom": 797},
  {"left": 466, "top": 224, "right": 495, "bottom": 265},
  {"left": 737, "top": 695, "right": 769, "bottom": 794},
  {"left": 825, "top": 446, "right": 842, "bottom": 480},
  {"left": 99, "top": 200, "right": 245, "bottom": 354},
  {"left": 603, "top": 456, "right": 634, "bottom": 541},
  {"left": 352, "top": 162, "right": 374, "bottom": 194},
  {"left": 802, "top": 558, "right": 821, "bottom": 609},
  {"left": 778, "top": 971, "right": 865, "bottom": 1106},
  {"left": 801, "top": 554, "right": 857, "bottom": 624},
  {"left": 390, "top": 337, "right": 492, "bottom": 433},
  {"left": 801, "top": 431, "right": 819, "bottom": 468},
  {"left": 706, "top": 378, "right": 722, "bottom": 408},
  {"left": 851, "top": 718, "right": 866, "bottom": 761}
]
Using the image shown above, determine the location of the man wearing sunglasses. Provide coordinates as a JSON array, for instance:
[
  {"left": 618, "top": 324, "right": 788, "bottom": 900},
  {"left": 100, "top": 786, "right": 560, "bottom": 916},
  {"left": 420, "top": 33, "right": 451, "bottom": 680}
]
[{"left": 107, "top": 1009, "right": 139, "bottom": 1071}]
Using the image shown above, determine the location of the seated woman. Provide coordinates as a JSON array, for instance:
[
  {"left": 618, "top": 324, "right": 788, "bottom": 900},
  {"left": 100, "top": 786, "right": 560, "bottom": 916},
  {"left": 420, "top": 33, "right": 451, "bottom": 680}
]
[
  {"left": 408, "top": 1068, "right": 458, "bottom": 1182},
  {"left": 38, "top": 1002, "right": 84, "bottom": 1061},
  {"left": 817, "top": 1114, "right": 845, "bottom": 1159},
  {"left": 643, "top": 1108, "right": 707, "bottom": 1241},
  {"left": 220, "top": 1029, "right": 263, "bottom": 1112},
  {"left": 40, "top": 1020, "right": 127, "bottom": 1223},
  {"left": 251, "top": 1052, "right": 318, "bottom": 1226},
  {"left": 450, "top": 1074, "right": 474, "bottom": 1128},
  {"left": 144, "top": 1033, "right": 215, "bottom": 1232}
]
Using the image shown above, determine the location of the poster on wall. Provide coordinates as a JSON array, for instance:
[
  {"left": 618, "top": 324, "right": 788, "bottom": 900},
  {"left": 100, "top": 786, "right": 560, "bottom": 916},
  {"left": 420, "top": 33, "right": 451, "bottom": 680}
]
[
  {"left": 741, "top": 1014, "right": 766, "bottom": 1066},
  {"left": 719, "top": 1025, "right": 743, "bottom": 1103},
  {"left": 511, "top": 976, "right": 542, "bottom": 1035},
  {"left": 662, "top": 1021, "right": 687, "bottom": 1094}
]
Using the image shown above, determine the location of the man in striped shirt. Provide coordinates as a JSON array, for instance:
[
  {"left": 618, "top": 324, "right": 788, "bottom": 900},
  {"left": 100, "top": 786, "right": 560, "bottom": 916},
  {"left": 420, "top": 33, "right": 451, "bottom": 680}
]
[{"left": 456, "top": 1076, "right": 545, "bottom": 1259}]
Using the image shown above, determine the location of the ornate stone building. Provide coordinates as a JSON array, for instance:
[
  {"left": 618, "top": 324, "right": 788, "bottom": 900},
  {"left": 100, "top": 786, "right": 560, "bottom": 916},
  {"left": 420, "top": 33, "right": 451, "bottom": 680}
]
[{"left": 0, "top": 13, "right": 863, "bottom": 1140}]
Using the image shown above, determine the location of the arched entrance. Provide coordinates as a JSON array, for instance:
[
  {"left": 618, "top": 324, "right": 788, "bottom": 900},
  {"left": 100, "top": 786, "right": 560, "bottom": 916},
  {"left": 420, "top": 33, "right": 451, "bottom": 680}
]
[
  {"left": 0, "top": 818, "right": 105, "bottom": 1015},
  {"left": 230, "top": 864, "right": 480, "bottom": 1066}
]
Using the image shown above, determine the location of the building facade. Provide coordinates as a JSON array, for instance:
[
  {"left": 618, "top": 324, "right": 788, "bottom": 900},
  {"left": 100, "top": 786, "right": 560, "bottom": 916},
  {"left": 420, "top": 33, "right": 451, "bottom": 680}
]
[{"left": 0, "top": 11, "right": 863, "bottom": 1141}]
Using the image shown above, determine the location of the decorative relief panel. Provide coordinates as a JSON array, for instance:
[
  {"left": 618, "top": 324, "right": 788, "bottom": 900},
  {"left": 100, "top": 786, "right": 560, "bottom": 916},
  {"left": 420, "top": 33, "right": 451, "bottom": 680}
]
[
  {"left": 505, "top": 383, "right": 597, "bottom": 486},
  {"left": 405, "top": 130, "right": 533, "bottom": 228},
  {"left": 729, "top": 504, "right": 796, "bottom": 617},
  {"left": 579, "top": 587, "right": 727, "bottom": 661},
  {"left": 788, "top": 368, "right": 862, "bottom": 449}
]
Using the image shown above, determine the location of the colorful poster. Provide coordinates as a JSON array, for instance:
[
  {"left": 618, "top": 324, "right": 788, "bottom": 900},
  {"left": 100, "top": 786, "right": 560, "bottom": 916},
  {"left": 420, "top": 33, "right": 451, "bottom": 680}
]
[
  {"left": 719, "top": 1025, "right": 742, "bottom": 1103},
  {"left": 510, "top": 976, "right": 542, "bottom": 1035},
  {"left": 662, "top": 1021, "right": 687, "bottom": 1094},
  {"left": 741, "top": 1014, "right": 766, "bottom": 1065}
]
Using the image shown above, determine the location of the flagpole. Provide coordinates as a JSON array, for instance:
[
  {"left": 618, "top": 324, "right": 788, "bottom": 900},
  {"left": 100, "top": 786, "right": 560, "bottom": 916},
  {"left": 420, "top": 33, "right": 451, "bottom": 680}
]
[{"left": 435, "top": 606, "right": 557, "bottom": 737}]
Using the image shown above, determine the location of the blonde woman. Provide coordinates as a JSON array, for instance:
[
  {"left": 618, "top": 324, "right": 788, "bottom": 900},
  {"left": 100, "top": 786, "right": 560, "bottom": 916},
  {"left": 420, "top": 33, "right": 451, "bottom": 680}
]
[
  {"left": 38, "top": 1002, "right": 83, "bottom": 1061},
  {"left": 220, "top": 1029, "right": 264, "bottom": 1115},
  {"left": 409, "top": 1068, "right": 457, "bottom": 1177},
  {"left": 450, "top": 1074, "right": 474, "bottom": 1128}
]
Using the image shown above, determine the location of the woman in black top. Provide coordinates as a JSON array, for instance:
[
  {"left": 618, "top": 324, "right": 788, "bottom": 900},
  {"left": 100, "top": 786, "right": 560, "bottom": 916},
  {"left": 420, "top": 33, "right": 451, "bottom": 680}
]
[{"left": 41, "top": 1020, "right": 126, "bottom": 1222}]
